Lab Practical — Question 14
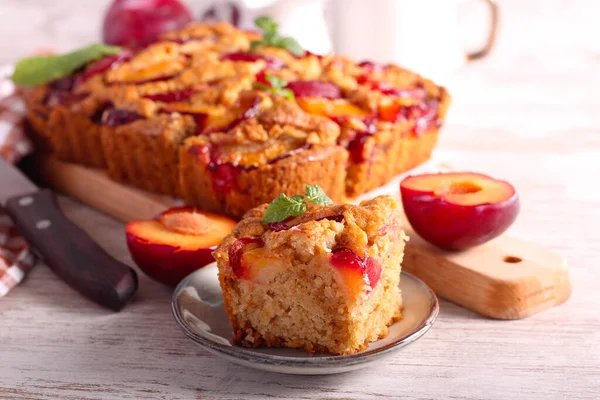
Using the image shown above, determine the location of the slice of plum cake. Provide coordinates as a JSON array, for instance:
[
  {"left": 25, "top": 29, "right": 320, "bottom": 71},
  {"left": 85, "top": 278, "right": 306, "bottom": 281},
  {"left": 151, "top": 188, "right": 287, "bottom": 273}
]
[{"left": 213, "top": 194, "right": 407, "bottom": 355}]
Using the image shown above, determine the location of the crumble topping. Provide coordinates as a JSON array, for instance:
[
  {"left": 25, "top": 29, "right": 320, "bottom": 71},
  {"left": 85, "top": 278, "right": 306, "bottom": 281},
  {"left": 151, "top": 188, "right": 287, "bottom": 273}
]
[
  {"left": 42, "top": 21, "right": 445, "bottom": 139},
  {"left": 217, "top": 195, "right": 404, "bottom": 270}
]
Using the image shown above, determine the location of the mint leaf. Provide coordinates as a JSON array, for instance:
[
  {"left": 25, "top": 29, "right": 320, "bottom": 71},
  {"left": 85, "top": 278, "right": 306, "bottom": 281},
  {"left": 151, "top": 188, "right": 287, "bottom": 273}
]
[
  {"left": 263, "top": 185, "right": 333, "bottom": 223},
  {"left": 266, "top": 74, "right": 286, "bottom": 90},
  {"left": 275, "top": 37, "right": 305, "bottom": 57},
  {"left": 249, "top": 40, "right": 262, "bottom": 52},
  {"left": 251, "top": 15, "right": 304, "bottom": 56},
  {"left": 262, "top": 193, "right": 307, "bottom": 223},
  {"left": 274, "top": 88, "right": 295, "bottom": 102},
  {"left": 252, "top": 82, "right": 271, "bottom": 91},
  {"left": 254, "top": 16, "right": 279, "bottom": 35},
  {"left": 255, "top": 74, "right": 295, "bottom": 101},
  {"left": 305, "top": 184, "right": 333, "bottom": 205},
  {"left": 12, "top": 43, "right": 122, "bottom": 87}
]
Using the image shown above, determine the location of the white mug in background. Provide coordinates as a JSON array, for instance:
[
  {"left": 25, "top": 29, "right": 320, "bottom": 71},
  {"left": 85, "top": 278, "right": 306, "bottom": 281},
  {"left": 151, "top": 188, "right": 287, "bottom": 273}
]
[{"left": 331, "top": 0, "right": 499, "bottom": 86}]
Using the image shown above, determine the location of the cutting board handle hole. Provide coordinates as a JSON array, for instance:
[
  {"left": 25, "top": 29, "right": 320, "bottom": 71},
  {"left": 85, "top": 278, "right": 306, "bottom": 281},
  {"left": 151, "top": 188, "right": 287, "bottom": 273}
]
[{"left": 503, "top": 255, "right": 522, "bottom": 263}]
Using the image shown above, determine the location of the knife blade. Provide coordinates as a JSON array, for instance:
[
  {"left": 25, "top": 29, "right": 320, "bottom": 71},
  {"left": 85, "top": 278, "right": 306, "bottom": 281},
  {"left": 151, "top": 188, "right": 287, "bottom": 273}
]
[{"left": 0, "top": 158, "right": 137, "bottom": 311}]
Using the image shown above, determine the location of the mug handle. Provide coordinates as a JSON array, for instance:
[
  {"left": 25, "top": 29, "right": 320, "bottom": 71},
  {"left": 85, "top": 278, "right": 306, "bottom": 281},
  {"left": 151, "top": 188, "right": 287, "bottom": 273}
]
[{"left": 464, "top": 0, "right": 499, "bottom": 61}]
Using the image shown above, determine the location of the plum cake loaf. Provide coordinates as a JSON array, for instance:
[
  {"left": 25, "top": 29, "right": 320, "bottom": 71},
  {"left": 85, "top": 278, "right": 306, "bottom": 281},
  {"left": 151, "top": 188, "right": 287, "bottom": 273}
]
[
  {"left": 21, "top": 19, "right": 450, "bottom": 215},
  {"left": 213, "top": 193, "right": 407, "bottom": 355}
]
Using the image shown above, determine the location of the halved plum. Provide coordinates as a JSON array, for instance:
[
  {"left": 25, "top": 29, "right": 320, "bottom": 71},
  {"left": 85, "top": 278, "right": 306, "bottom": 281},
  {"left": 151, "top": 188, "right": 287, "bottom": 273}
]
[
  {"left": 400, "top": 172, "right": 520, "bottom": 250},
  {"left": 125, "top": 207, "right": 237, "bottom": 286}
]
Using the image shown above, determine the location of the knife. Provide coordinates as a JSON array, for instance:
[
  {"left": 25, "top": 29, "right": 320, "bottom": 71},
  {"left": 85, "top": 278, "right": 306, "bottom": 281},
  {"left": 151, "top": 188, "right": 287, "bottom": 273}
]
[{"left": 0, "top": 157, "right": 138, "bottom": 311}]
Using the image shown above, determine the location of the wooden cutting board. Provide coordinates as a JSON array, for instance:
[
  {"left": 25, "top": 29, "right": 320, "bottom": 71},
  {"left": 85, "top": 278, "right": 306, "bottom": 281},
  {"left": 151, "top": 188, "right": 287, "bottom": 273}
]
[{"left": 35, "top": 155, "right": 571, "bottom": 320}]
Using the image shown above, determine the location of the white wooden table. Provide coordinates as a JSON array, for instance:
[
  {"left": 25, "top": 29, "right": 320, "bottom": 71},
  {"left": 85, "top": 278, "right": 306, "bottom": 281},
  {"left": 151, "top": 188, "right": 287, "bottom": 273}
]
[{"left": 1, "top": 1, "right": 599, "bottom": 399}]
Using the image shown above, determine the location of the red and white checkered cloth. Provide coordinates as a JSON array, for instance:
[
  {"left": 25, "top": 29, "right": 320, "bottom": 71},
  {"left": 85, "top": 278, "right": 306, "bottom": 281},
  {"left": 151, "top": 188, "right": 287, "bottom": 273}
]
[{"left": 0, "top": 65, "right": 37, "bottom": 296}]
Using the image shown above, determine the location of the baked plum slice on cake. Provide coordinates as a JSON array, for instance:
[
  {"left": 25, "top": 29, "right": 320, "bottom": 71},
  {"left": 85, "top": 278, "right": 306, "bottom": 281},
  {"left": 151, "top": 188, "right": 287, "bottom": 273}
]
[{"left": 213, "top": 192, "right": 407, "bottom": 355}]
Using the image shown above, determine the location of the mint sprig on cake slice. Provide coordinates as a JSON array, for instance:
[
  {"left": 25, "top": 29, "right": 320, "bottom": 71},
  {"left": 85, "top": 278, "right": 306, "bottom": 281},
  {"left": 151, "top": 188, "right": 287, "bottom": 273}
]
[{"left": 262, "top": 185, "right": 333, "bottom": 223}]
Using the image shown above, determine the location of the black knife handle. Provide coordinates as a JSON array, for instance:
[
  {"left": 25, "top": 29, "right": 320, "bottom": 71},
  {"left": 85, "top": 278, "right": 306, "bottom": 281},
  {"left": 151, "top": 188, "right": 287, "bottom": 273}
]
[{"left": 5, "top": 189, "right": 138, "bottom": 311}]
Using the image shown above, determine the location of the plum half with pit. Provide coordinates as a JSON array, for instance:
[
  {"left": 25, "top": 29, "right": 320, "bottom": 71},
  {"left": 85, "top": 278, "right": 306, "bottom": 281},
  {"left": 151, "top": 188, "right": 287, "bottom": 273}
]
[
  {"left": 125, "top": 207, "right": 237, "bottom": 286},
  {"left": 400, "top": 172, "right": 520, "bottom": 250}
]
